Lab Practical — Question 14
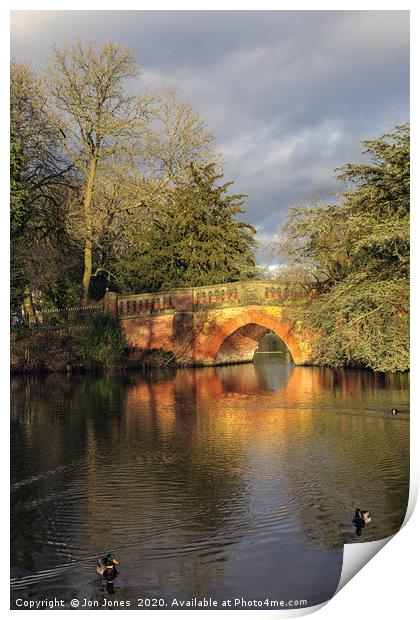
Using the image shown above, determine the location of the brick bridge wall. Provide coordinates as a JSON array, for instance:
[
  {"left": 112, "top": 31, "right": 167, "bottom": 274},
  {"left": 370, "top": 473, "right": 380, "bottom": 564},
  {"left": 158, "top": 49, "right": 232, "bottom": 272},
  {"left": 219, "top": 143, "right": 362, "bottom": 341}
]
[{"left": 104, "top": 281, "right": 317, "bottom": 366}]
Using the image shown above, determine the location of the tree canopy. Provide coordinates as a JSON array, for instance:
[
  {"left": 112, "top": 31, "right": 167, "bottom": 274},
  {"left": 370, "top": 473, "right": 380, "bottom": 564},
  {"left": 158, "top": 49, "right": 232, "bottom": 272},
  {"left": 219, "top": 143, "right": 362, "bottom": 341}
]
[
  {"left": 273, "top": 124, "right": 409, "bottom": 372},
  {"left": 10, "top": 41, "right": 258, "bottom": 315},
  {"left": 10, "top": 60, "right": 80, "bottom": 313},
  {"left": 114, "top": 164, "right": 258, "bottom": 292}
]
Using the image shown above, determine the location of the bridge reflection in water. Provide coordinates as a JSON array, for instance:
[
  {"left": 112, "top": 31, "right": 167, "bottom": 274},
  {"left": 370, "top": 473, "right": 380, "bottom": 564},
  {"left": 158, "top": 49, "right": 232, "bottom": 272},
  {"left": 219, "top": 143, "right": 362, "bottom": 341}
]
[{"left": 10, "top": 357, "right": 409, "bottom": 608}]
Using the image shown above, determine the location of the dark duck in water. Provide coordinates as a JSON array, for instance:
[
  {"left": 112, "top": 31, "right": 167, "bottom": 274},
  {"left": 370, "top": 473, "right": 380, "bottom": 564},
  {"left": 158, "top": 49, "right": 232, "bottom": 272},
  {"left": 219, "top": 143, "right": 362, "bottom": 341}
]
[{"left": 353, "top": 509, "right": 372, "bottom": 536}]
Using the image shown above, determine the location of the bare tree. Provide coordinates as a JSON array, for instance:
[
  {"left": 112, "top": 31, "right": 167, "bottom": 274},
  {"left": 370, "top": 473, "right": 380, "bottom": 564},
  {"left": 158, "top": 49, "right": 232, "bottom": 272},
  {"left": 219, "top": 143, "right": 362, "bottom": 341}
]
[
  {"left": 145, "top": 85, "right": 217, "bottom": 183},
  {"left": 11, "top": 60, "right": 74, "bottom": 213},
  {"left": 46, "top": 40, "right": 153, "bottom": 302}
]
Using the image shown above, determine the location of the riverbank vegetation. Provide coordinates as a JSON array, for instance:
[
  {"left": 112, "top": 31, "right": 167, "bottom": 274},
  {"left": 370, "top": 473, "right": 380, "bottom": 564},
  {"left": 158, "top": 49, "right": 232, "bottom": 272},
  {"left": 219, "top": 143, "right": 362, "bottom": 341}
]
[
  {"left": 10, "top": 310, "right": 173, "bottom": 373},
  {"left": 69, "top": 311, "right": 126, "bottom": 369},
  {"left": 273, "top": 124, "right": 409, "bottom": 372},
  {"left": 11, "top": 40, "right": 258, "bottom": 317}
]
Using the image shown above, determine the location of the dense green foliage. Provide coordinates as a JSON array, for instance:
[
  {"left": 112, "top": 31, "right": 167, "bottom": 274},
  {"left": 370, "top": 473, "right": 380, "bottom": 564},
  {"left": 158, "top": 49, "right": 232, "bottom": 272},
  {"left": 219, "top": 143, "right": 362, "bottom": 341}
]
[
  {"left": 11, "top": 45, "right": 257, "bottom": 316},
  {"left": 10, "top": 120, "right": 29, "bottom": 238},
  {"left": 69, "top": 311, "right": 126, "bottom": 368},
  {"left": 115, "top": 164, "right": 258, "bottom": 292},
  {"left": 277, "top": 124, "right": 409, "bottom": 372},
  {"left": 10, "top": 119, "right": 30, "bottom": 307}
]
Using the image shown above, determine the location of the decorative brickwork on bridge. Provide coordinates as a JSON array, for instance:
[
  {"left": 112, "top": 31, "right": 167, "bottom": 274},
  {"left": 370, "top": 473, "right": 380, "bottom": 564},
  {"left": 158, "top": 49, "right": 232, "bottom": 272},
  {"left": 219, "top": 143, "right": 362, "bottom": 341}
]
[{"left": 104, "top": 281, "right": 317, "bottom": 366}]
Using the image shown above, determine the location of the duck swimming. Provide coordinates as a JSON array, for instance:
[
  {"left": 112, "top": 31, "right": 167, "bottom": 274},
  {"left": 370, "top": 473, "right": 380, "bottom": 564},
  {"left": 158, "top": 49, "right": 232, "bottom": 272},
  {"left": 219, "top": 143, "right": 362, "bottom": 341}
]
[
  {"left": 391, "top": 408, "right": 399, "bottom": 415},
  {"left": 97, "top": 553, "right": 119, "bottom": 584},
  {"left": 361, "top": 510, "right": 371, "bottom": 523},
  {"left": 353, "top": 508, "right": 372, "bottom": 535},
  {"left": 353, "top": 508, "right": 371, "bottom": 524}
]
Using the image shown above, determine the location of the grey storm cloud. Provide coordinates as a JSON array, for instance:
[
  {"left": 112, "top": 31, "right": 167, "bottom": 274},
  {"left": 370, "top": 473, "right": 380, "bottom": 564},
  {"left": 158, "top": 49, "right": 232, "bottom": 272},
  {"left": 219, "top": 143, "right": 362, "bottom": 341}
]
[{"left": 10, "top": 10, "right": 409, "bottom": 262}]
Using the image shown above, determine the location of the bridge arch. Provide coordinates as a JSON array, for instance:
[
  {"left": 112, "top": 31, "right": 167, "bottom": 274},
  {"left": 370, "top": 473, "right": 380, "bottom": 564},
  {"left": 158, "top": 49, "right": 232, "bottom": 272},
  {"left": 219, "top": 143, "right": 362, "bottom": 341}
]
[
  {"left": 198, "top": 308, "right": 307, "bottom": 366},
  {"left": 216, "top": 323, "right": 273, "bottom": 365}
]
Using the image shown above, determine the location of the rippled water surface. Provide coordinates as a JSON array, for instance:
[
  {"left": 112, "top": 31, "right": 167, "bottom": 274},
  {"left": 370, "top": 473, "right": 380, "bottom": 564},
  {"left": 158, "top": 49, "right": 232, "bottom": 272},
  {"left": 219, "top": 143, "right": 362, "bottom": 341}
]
[{"left": 11, "top": 344, "right": 409, "bottom": 609}]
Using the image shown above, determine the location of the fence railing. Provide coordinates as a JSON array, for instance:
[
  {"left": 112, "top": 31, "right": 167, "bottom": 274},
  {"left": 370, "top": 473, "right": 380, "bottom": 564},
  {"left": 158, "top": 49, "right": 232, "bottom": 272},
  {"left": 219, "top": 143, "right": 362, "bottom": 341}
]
[
  {"left": 11, "top": 305, "right": 101, "bottom": 331},
  {"left": 10, "top": 281, "right": 310, "bottom": 329}
]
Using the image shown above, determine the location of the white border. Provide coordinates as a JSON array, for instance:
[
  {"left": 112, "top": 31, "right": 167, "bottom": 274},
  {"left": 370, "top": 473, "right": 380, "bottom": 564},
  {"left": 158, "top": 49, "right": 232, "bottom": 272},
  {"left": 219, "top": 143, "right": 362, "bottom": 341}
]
[{"left": 3, "top": 2, "right": 417, "bottom": 618}]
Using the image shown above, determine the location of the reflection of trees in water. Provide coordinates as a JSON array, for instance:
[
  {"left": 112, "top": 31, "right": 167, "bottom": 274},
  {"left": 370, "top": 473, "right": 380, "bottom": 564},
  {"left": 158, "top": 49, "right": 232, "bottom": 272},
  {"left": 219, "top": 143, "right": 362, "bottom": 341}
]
[
  {"left": 103, "top": 370, "right": 253, "bottom": 594},
  {"left": 11, "top": 365, "right": 409, "bottom": 580},
  {"left": 10, "top": 370, "right": 250, "bottom": 591},
  {"left": 11, "top": 373, "right": 129, "bottom": 572},
  {"left": 11, "top": 371, "right": 258, "bottom": 575},
  {"left": 124, "top": 365, "right": 409, "bottom": 554},
  {"left": 172, "top": 370, "right": 249, "bottom": 530},
  {"left": 276, "top": 411, "right": 409, "bottom": 549},
  {"left": 137, "top": 369, "right": 252, "bottom": 595},
  {"left": 252, "top": 357, "right": 293, "bottom": 392},
  {"left": 259, "top": 367, "right": 410, "bottom": 550},
  {"left": 11, "top": 375, "right": 78, "bottom": 571},
  {"left": 123, "top": 368, "right": 250, "bottom": 534},
  {"left": 311, "top": 366, "right": 409, "bottom": 401}
]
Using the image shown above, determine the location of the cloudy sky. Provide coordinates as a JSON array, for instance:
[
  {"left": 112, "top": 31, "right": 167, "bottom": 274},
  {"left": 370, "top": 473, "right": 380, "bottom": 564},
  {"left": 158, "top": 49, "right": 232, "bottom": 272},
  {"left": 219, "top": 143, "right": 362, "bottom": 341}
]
[{"left": 10, "top": 10, "right": 409, "bottom": 262}]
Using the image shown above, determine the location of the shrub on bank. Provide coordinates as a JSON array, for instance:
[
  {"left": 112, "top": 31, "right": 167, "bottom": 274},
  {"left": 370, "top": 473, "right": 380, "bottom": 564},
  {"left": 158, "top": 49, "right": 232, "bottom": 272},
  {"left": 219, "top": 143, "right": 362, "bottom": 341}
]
[{"left": 69, "top": 311, "right": 127, "bottom": 369}]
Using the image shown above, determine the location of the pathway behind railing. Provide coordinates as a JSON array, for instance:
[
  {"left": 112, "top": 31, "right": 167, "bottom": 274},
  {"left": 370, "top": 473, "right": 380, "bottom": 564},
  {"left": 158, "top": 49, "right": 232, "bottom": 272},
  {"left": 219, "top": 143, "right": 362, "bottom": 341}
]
[{"left": 11, "top": 305, "right": 100, "bottom": 332}]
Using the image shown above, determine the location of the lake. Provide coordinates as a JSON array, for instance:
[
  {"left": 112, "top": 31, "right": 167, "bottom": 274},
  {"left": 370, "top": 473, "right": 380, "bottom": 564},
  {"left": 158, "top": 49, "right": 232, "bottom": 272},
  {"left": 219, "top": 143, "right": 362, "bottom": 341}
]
[{"left": 10, "top": 338, "right": 409, "bottom": 609}]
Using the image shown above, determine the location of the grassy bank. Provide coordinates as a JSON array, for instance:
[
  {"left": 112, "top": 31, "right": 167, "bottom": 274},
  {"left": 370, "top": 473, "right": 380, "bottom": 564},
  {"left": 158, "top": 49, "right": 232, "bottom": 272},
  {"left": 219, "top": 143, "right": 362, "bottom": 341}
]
[{"left": 10, "top": 311, "right": 173, "bottom": 374}]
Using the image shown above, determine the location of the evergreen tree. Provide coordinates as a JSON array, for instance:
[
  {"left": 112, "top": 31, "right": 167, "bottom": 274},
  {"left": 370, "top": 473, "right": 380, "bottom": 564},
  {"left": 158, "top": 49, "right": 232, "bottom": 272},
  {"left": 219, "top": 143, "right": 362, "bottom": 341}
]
[
  {"left": 116, "top": 164, "right": 258, "bottom": 292},
  {"left": 10, "top": 119, "right": 30, "bottom": 312},
  {"left": 275, "top": 124, "right": 409, "bottom": 372},
  {"left": 10, "top": 119, "right": 29, "bottom": 238}
]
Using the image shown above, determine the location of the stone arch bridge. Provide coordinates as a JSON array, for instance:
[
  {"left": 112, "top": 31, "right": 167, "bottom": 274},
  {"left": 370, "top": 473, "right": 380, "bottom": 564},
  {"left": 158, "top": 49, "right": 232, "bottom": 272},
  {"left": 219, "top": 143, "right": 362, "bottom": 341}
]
[{"left": 104, "top": 281, "right": 317, "bottom": 366}]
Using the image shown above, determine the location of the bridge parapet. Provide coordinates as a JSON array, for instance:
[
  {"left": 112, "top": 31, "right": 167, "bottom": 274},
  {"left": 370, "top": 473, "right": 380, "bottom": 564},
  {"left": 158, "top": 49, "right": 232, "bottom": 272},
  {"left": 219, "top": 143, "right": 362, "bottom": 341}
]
[{"left": 114, "top": 281, "right": 307, "bottom": 318}]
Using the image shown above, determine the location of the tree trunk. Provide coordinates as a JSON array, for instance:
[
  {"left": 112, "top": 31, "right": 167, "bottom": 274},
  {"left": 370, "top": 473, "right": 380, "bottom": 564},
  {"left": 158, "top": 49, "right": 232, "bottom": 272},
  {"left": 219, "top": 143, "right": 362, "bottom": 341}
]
[
  {"left": 82, "top": 157, "right": 97, "bottom": 304},
  {"left": 23, "top": 284, "right": 37, "bottom": 327}
]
